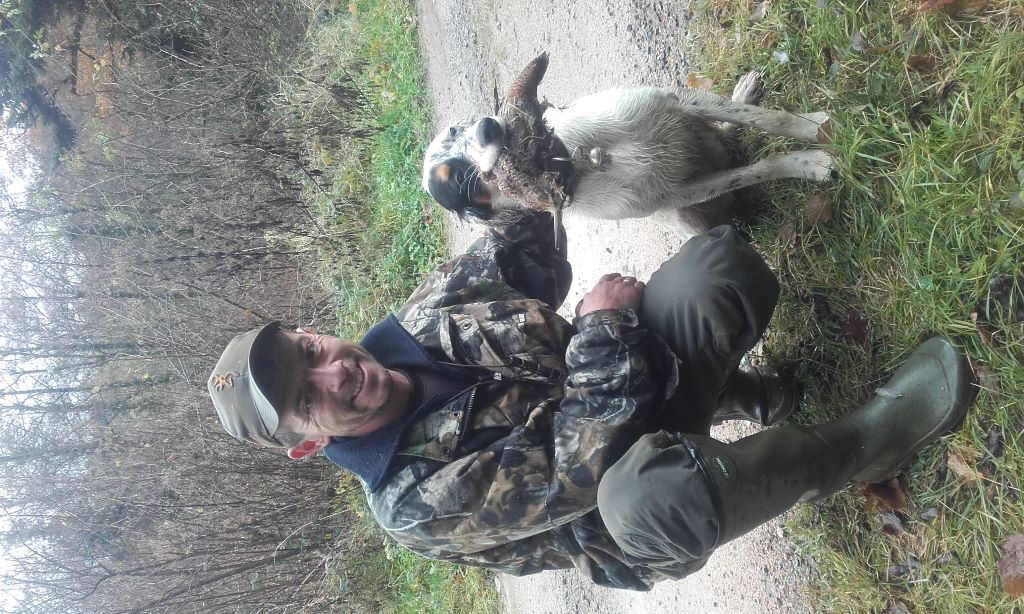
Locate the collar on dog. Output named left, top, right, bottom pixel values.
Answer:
left=545, top=134, right=580, bottom=202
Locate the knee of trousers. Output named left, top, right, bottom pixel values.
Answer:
left=597, top=431, right=723, bottom=567
left=671, top=225, right=778, bottom=296
left=642, top=225, right=780, bottom=349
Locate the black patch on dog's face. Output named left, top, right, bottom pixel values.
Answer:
left=426, top=156, right=479, bottom=214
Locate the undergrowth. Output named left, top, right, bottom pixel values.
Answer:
left=689, top=0, right=1024, bottom=611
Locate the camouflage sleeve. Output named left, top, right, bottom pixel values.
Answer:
left=371, top=307, right=658, bottom=558
left=399, top=211, right=572, bottom=314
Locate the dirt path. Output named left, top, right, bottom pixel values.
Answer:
left=414, top=1, right=814, bottom=611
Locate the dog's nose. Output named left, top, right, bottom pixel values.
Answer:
left=475, top=117, right=504, bottom=147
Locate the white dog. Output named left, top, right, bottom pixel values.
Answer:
left=422, top=72, right=835, bottom=238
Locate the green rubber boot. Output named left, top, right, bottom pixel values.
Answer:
left=691, top=337, right=976, bottom=547
left=713, top=363, right=799, bottom=426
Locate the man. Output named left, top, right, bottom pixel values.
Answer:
left=209, top=212, right=975, bottom=590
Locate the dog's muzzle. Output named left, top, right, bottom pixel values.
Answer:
left=426, top=157, right=492, bottom=214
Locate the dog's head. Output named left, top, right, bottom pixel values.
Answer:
left=422, top=117, right=522, bottom=224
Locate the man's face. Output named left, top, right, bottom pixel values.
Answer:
left=266, top=330, right=411, bottom=441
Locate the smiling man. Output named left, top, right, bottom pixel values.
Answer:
left=210, top=210, right=974, bottom=591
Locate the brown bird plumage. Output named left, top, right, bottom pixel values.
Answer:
left=482, top=52, right=569, bottom=214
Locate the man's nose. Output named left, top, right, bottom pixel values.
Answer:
left=306, top=360, right=348, bottom=393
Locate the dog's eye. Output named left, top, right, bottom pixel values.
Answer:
left=448, top=126, right=458, bottom=137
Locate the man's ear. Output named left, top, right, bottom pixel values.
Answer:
left=287, top=437, right=330, bottom=460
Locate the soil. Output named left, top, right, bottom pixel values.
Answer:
left=413, top=1, right=815, bottom=611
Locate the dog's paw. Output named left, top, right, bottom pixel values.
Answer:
left=732, top=71, right=765, bottom=105
left=772, top=150, right=837, bottom=182
left=800, top=150, right=837, bottom=182
left=796, top=112, right=832, bottom=144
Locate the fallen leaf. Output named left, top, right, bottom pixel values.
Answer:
left=751, top=0, right=771, bottom=22
left=779, top=222, right=798, bottom=250
left=861, top=478, right=911, bottom=513
left=936, top=79, right=959, bottom=103
left=888, top=557, right=922, bottom=577
left=998, top=534, right=1024, bottom=596
left=907, top=53, right=939, bottom=73
left=972, top=310, right=996, bottom=348
left=919, top=0, right=988, bottom=15
left=934, top=552, right=954, bottom=566
left=865, top=42, right=902, bottom=56
left=978, top=275, right=1024, bottom=326
left=686, top=73, right=715, bottom=91
left=884, top=602, right=912, bottom=614
left=804, top=191, right=833, bottom=224
left=851, top=29, right=868, bottom=53
left=921, top=507, right=939, bottom=521
left=1010, top=189, right=1024, bottom=211
left=773, top=50, right=790, bottom=64
left=973, top=361, right=999, bottom=392
left=840, top=307, right=870, bottom=348
left=826, top=60, right=839, bottom=80
left=919, top=0, right=969, bottom=14
left=881, top=511, right=904, bottom=536
left=947, top=447, right=984, bottom=484
left=979, top=462, right=995, bottom=479
left=934, top=450, right=949, bottom=483
left=982, top=425, right=1004, bottom=461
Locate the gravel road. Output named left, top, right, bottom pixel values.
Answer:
left=413, top=1, right=815, bottom=611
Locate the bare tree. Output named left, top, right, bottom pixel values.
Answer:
left=1, top=1, right=383, bottom=611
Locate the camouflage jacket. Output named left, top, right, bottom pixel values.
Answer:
left=330, top=212, right=687, bottom=590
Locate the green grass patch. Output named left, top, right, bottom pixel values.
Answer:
left=329, top=475, right=501, bottom=614
left=689, top=1, right=1024, bottom=612
left=285, top=0, right=447, bottom=340
left=280, top=2, right=498, bottom=611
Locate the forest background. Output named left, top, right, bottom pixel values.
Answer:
left=0, top=0, right=482, bottom=612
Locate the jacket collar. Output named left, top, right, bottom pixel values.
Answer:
left=322, top=315, right=474, bottom=491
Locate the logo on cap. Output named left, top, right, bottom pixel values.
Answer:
left=210, top=371, right=240, bottom=391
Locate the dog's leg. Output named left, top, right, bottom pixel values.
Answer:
left=649, top=150, right=835, bottom=238
left=717, top=71, right=767, bottom=153
left=665, top=150, right=836, bottom=211
left=675, top=88, right=830, bottom=144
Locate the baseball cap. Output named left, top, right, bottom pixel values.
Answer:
left=208, top=321, right=288, bottom=447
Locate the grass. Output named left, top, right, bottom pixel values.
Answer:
left=286, top=0, right=448, bottom=340
left=281, top=1, right=498, bottom=612
left=279, top=0, right=1022, bottom=610
left=328, top=475, right=500, bottom=614
left=688, top=0, right=1024, bottom=611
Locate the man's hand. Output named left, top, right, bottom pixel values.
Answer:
left=576, top=273, right=645, bottom=317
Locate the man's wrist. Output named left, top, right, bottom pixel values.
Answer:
left=574, top=307, right=640, bottom=329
